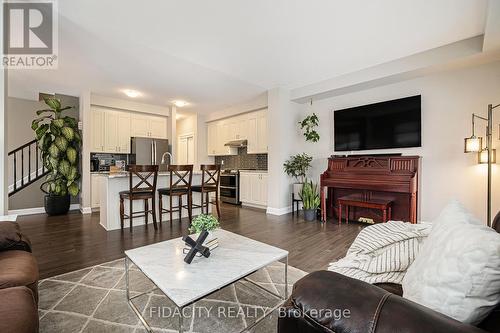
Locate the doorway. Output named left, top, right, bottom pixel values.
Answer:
left=177, top=133, right=195, bottom=165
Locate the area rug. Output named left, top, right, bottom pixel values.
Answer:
left=38, top=258, right=307, bottom=333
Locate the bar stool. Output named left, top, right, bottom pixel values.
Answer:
left=158, top=165, right=193, bottom=225
left=119, top=165, right=159, bottom=231
left=191, top=165, right=221, bottom=218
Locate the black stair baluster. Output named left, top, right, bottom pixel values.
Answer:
left=36, top=142, right=39, bottom=178
left=13, top=152, right=17, bottom=192
left=21, top=148, right=24, bottom=187
left=28, top=145, right=31, bottom=182
left=9, top=139, right=49, bottom=196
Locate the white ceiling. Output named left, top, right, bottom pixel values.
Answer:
left=8, top=0, right=489, bottom=114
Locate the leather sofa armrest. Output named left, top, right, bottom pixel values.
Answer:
left=278, top=271, right=486, bottom=333
left=0, top=222, right=32, bottom=252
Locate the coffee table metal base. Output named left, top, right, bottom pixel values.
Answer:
left=125, top=256, right=289, bottom=333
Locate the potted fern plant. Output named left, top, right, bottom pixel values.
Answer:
left=283, top=153, right=313, bottom=197
left=32, top=97, right=81, bottom=215
left=188, top=214, right=220, bottom=234
left=299, top=179, right=320, bottom=221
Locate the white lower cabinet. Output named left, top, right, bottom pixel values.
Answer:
left=91, top=174, right=101, bottom=208
left=239, top=172, right=267, bottom=207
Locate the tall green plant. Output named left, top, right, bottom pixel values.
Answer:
left=283, top=153, right=313, bottom=183
left=299, top=179, right=320, bottom=210
left=32, top=97, right=81, bottom=196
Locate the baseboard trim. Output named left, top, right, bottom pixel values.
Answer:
left=80, top=206, right=92, bottom=214
left=241, top=202, right=267, bottom=210
left=9, top=204, right=81, bottom=216
left=266, top=206, right=292, bottom=216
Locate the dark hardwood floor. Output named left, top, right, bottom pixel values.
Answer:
left=16, top=204, right=364, bottom=279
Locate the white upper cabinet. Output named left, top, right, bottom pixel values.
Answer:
left=130, top=114, right=167, bottom=139
left=130, top=114, right=150, bottom=138
left=206, top=110, right=267, bottom=156
left=206, top=120, right=237, bottom=156
left=237, top=116, right=248, bottom=140
left=104, top=111, right=120, bottom=152
left=117, top=112, right=131, bottom=153
left=247, top=110, right=267, bottom=154
left=91, top=108, right=166, bottom=153
left=207, top=122, right=218, bottom=156
left=91, top=108, right=105, bottom=152
left=104, top=110, right=131, bottom=153
left=149, top=115, right=168, bottom=139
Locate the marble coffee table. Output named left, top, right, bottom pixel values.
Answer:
left=124, top=229, right=289, bottom=333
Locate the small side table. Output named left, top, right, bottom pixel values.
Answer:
left=291, top=193, right=302, bottom=215
left=337, top=194, right=393, bottom=224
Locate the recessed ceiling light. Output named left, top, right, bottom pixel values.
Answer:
left=172, top=100, right=189, bottom=108
left=123, top=89, right=141, bottom=98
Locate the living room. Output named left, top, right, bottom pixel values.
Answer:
left=1, top=1, right=500, bottom=333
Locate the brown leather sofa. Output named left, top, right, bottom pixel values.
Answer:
left=278, top=213, right=500, bottom=333
left=0, top=221, right=39, bottom=333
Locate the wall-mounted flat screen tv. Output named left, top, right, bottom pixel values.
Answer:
left=334, top=95, right=421, bottom=151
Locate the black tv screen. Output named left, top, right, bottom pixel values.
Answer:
left=334, top=95, right=421, bottom=151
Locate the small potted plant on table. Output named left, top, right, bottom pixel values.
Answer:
left=299, top=180, right=320, bottom=221
left=189, top=214, right=220, bottom=245
left=283, top=153, right=313, bottom=198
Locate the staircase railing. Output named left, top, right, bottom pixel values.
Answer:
left=8, top=139, right=48, bottom=196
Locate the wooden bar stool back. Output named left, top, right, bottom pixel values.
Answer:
left=158, top=165, right=193, bottom=225
left=191, top=164, right=221, bottom=218
left=119, top=164, right=159, bottom=231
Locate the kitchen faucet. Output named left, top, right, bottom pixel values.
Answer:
left=161, top=152, right=173, bottom=165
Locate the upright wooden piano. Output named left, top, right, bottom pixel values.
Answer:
left=320, top=155, right=420, bottom=223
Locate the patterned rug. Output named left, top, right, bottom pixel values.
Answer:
left=38, top=258, right=307, bottom=333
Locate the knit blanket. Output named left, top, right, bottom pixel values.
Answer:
left=328, top=221, right=431, bottom=284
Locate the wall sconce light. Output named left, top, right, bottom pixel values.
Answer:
left=478, top=149, right=497, bottom=164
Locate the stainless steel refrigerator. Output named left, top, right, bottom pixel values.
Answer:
left=129, top=137, right=170, bottom=171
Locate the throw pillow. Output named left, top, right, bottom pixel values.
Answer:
left=402, top=200, right=500, bottom=324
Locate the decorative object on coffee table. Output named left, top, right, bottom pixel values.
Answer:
left=182, top=230, right=211, bottom=264
left=124, top=229, right=289, bottom=333
left=299, top=179, right=320, bottom=221
left=188, top=213, right=219, bottom=234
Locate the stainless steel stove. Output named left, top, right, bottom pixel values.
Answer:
left=220, top=170, right=240, bottom=204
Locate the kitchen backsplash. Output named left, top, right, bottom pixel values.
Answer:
left=214, top=147, right=267, bottom=170
left=91, top=153, right=129, bottom=165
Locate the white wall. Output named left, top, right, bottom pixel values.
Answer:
left=290, top=61, right=500, bottom=223
left=205, top=92, right=268, bottom=122
left=266, top=88, right=303, bottom=214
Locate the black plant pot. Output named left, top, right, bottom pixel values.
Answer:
left=303, top=209, right=317, bottom=221
left=44, top=194, right=70, bottom=216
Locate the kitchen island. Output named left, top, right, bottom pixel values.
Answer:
left=98, top=172, right=210, bottom=231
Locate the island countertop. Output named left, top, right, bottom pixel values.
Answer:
left=99, top=172, right=210, bottom=231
